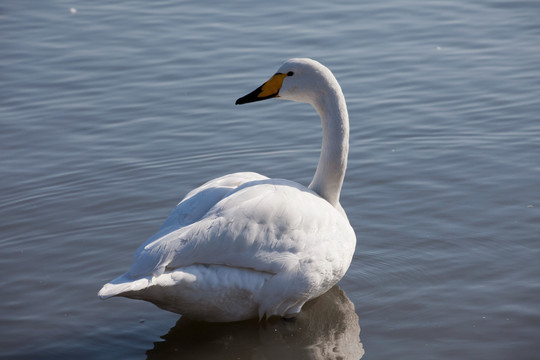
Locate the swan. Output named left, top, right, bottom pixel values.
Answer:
left=98, top=58, right=356, bottom=322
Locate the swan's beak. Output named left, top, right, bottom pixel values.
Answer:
left=235, top=73, right=287, bottom=105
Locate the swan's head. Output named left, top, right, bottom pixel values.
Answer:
left=235, top=58, right=337, bottom=106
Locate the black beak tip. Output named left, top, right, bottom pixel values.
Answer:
left=235, top=85, right=266, bottom=105
left=236, top=92, right=256, bottom=105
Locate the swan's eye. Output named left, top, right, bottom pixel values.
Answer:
left=287, top=71, right=294, bottom=76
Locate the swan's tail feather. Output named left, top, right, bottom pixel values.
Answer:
left=98, top=273, right=150, bottom=300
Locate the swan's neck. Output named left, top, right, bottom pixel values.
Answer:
left=308, top=86, right=349, bottom=208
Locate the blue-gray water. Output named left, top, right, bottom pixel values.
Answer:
left=1, top=1, right=539, bottom=359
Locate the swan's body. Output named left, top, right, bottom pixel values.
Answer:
left=98, top=58, right=356, bottom=322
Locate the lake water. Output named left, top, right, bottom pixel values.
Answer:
left=1, top=0, right=539, bottom=358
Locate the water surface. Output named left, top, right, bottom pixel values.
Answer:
left=1, top=1, right=539, bottom=359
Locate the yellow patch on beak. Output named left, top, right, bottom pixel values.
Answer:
left=236, top=72, right=288, bottom=105
left=258, top=73, right=287, bottom=98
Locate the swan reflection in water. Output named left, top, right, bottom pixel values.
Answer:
left=147, top=286, right=364, bottom=360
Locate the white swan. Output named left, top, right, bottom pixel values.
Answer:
left=98, top=58, right=356, bottom=322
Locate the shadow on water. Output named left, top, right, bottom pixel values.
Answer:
left=146, top=286, right=364, bottom=360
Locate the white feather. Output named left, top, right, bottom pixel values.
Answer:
left=98, top=58, right=357, bottom=322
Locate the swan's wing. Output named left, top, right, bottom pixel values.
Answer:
left=128, top=178, right=355, bottom=285
left=132, top=172, right=268, bottom=259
